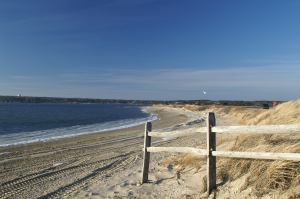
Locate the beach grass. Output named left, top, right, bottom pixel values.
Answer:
left=157, top=100, right=300, bottom=198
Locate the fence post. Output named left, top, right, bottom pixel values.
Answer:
left=142, top=122, right=152, bottom=183
left=207, top=112, right=216, bottom=195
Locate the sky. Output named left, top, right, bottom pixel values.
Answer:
left=1, top=0, right=300, bottom=101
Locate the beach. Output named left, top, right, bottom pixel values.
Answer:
left=0, top=106, right=239, bottom=199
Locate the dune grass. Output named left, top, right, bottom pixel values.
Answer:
left=160, top=100, right=300, bottom=198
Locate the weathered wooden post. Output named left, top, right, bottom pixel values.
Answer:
left=207, top=112, right=216, bottom=194
left=142, top=122, right=152, bottom=183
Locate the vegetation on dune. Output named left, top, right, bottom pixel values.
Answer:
left=160, top=100, right=300, bottom=198
left=238, top=100, right=300, bottom=125
left=219, top=100, right=300, bottom=197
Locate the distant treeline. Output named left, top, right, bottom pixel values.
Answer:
left=0, top=96, right=284, bottom=106
left=0, top=96, right=163, bottom=104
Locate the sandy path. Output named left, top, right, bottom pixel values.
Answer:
left=68, top=110, right=240, bottom=199
left=0, top=106, right=239, bottom=199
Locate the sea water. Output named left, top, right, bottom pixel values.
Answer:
left=0, top=103, right=157, bottom=147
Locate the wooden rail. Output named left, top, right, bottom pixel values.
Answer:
left=212, top=125, right=300, bottom=134
left=147, top=147, right=206, bottom=155
left=148, top=125, right=300, bottom=136
left=212, top=151, right=300, bottom=161
left=141, top=112, right=300, bottom=195
left=148, top=127, right=207, bottom=137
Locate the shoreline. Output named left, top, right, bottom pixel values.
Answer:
left=0, top=105, right=154, bottom=149
left=0, top=106, right=214, bottom=198
left=0, top=106, right=200, bottom=160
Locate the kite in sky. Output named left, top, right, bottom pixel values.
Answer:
left=203, top=91, right=207, bottom=94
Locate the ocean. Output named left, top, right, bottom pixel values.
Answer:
left=0, top=103, right=157, bottom=148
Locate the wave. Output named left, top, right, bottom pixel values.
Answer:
left=0, top=113, right=157, bottom=148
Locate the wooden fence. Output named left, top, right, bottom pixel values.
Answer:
left=141, top=112, right=300, bottom=195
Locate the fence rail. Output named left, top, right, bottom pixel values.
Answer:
left=148, top=128, right=206, bottom=137
left=212, top=125, right=300, bottom=134
left=146, top=147, right=206, bottom=155
left=212, top=151, right=300, bottom=161
left=141, top=112, right=300, bottom=195
left=148, top=125, right=300, bottom=137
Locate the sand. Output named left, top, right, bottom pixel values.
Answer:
left=0, top=106, right=239, bottom=199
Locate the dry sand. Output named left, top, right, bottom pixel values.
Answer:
left=0, top=106, right=239, bottom=199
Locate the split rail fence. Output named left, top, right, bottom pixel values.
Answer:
left=141, top=112, right=300, bottom=195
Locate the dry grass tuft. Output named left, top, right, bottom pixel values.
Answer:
left=218, top=133, right=300, bottom=196
left=216, top=134, right=238, bottom=147
left=215, top=106, right=249, bottom=117
left=161, top=153, right=206, bottom=173
left=216, top=100, right=300, bottom=197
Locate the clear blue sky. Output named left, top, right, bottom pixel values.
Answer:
left=1, top=0, right=300, bottom=101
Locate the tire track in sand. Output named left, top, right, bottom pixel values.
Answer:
left=0, top=152, right=137, bottom=199
left=0, top=135, right=143, bottom=184
left=39, top=155, right=137, bottom=199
